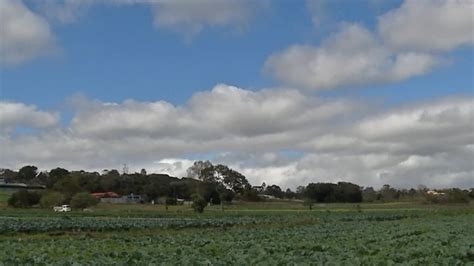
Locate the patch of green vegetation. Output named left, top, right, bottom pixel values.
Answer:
left=0, top=207, right=473, bottom=264
left=0, top=188, right=17, bottom=206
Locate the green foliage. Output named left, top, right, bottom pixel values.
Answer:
left=165, top=197, right=177, bottom=205
left=362, top=187, right=377, bottom=202
left=265, top=184, right=284, bottom=198
left=7, top=190, right=40, bottom=208
left=219, top=189, right=235, bottom=202
left=70, top=192, right=98, bottom=209
left=0, top=209, right=473, bottom=264
left=379, top=184, right=400, bottom=202
left=44, top=168, right=69, bottom=188
left=40, top=191, right=65, bottom=208
left=187, top=161, right=249, bottom=194
left=305, top=182, right=362, bottom=203
left=425, top=189, right=470, bottom=204
left=18, top=165, right=38, bottom=183
left=240, top=187, right=260, bottom=201
left=191, top=194, right=207, bottom=213
left=53, top=177, right=82, bottom=199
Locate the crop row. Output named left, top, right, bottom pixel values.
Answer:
left=0, top=216, right=273, bottom=233
left=0, top=211, right=422, bottom=233
left=0, top=211, right=473, bottom=265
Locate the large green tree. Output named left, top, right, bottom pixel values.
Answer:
left=18, top=165, right=38, bottom=183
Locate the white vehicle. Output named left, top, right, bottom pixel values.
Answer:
left=53, top=205, right=71, bottom=212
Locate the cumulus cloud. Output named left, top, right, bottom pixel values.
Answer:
left=0, top=0, right=55, bottom=65
left=264, top=24, right=439, bottom=91
left=1, top=85, right=472, bottom=189
left=378, top=0, right=474, bottom=52
left=0, top=102, right=59, bottom=133
left=357, top=97, right=474, bottom=143
left=151, top=0, right=268, bottom=37
left=69, top=84, right=359, bottom=141
left=265, top=0, right=474, bottom=91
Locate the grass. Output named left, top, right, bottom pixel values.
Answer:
left=0, top=188, right=16, bottom=207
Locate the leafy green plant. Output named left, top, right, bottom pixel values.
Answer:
left=70, top=192, right=98, bottom=209
left=7, top=190, right=40, bottom=208
left=191, top=194, right=207, bottom=213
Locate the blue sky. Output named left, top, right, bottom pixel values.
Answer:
left=0, top=0, right=473, bottom=189
left=3, top=0, right=470, bottom=108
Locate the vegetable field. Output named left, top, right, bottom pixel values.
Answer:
left=1, top=207, right=473, bottom=264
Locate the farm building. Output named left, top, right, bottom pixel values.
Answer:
left=91, top=192, right=145, bottom=204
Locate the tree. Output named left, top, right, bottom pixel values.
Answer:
left=219, top=189, right=235, bottom=203
left=191, top=194, right=207, bottom=213
left=335, top=182, right=362, bottom=203
left=240, top=187, right=260, bottom=201
left=53, top=176, right=82, bottom=199
left=305, top=183, right=337, bottom=203
left=40, top=191, right=65, bottom=208
left=44, top=168, right=70, bottom=188
left=8, top=190, right=40, bottom=208
left=284, top=188, right=296, bottom=199
left=295, top=186, right=305, bottom=199
left=18, top=165, right=38, bottom=183
left=265, top=184, right=284, bottom=198
left=70, top=192, right=98, bottom=209
left=99, top=174, right=121, bottom=193
left=186, top=161, right=249, bottom=194
left=379, top=184, right=399, bottom=202
left=187, top=160, right=213, bottom=179
left=140, top=168, right=147, bottom=176
left=362, top=187, right=377, bottom=202
left=214, top=164, right=249, bottom=193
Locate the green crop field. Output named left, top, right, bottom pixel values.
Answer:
left=0, top=203, right=473, bottom=264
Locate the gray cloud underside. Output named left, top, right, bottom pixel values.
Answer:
left=1, top=85, right=473, bottom=189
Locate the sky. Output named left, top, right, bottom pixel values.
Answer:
left=0, top=0, right=473, bottom=190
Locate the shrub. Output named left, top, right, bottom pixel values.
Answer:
left=70, top=192, right=98, bottom=209
left=165, top=197, right=177, bottom=205
left=219, top=189, right=235, bottom=203
left=40, top=191, right=65, bottom=208
left=425, top=189, right=470, bottom=204
left=191, top=194, right=207, bottom=213
left=8, top=190, right=41, bottom=208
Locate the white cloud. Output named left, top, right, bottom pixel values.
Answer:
left=264, top=24, right=439, bottom=91
left=69, top=84, right=359, bottom=141
left=0, top=0, right=55, bottom=65
left=378, top=0, right=474, bottom=52
left=0, top=102, right=59, bottom=133
left=151, top=0, right=268, bottom=37
left=0, top=85, right=472, bottom=189
left=357, top=97, right=474, bottom=146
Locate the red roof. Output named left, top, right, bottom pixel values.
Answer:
left=91, top=192, right=120, bottom=198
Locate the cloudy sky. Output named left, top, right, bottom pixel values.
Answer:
left=1, top=0, right=473, bottom=189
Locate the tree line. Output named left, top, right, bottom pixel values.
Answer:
left=2, top=162, right=473, bottom=211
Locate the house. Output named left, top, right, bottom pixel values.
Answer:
left=91, top=192, right=120, bottom=199
left=259, top=194, right=276, bottom=200
left=92, top=192, right=145, bottom=204
left=426, top=190, right=445, bottom=196
left=125, top=193, right=144, bottom=203
left=91, top=192, right=122, bottom=204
